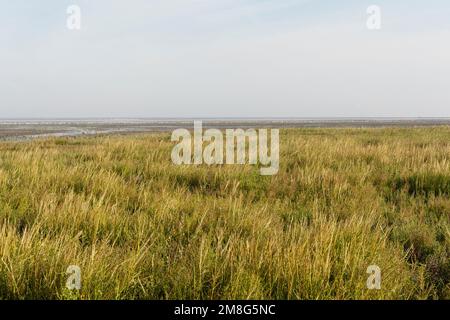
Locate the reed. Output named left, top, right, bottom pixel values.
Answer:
left=0, top=127, right=448, bottom=299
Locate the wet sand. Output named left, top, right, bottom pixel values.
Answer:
left=1, top=118, right=449, bottom=141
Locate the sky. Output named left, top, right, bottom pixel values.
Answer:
left=1, top=0, right=450, bottom=118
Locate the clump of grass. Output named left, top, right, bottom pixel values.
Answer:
left=389, top=173, right=450, bottom=197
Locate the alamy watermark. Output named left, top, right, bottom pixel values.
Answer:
left=64, top=5, right=382, bottom=32
left=366, top=5, right=381, bottom=30
left=66, top=265, right=81, bottom=290
left=171, top=121, right=279, bottom=175
left=67, top=5, right=81, bottom=30
left=366, top=265, right=381, bottom=290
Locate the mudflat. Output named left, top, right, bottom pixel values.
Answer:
left=1, top=118, right=449, bottom=140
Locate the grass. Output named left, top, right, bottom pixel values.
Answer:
left=0, top=126, right=449, bottom=300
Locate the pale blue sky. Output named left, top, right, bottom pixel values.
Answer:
left=1, top=0, right=449, bottom=118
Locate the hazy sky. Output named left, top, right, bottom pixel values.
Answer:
left=1, top=0, right=450, bottom=118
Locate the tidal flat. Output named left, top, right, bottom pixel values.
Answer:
left=1, top=118, right=450, bottom=140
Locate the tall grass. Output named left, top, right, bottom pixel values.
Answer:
left=0, top=127, right=449, bottom=299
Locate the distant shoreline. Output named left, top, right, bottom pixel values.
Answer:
left=1, top=117, right=450, bottom=122
left=1, top=118, right=450, bottom=141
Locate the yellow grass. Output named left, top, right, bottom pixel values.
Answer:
left=0, top=127, right=449, bottom=299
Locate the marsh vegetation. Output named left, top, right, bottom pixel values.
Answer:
left=0, top=127, right=448, bottom=299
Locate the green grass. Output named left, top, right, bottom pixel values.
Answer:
left=0, top=127, right=449, bottom=299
